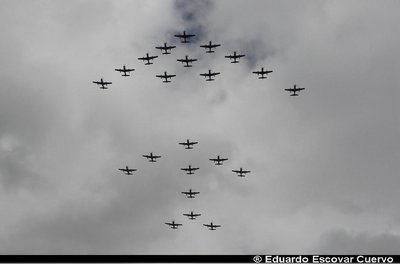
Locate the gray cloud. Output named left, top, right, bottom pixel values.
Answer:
left=0, top=0, right=399, bottom=254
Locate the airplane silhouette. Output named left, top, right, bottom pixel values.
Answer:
left=200, top=69, right=220, bottom=81
left=200, top=41, right=221, bottom=53
left=179, top=139, right=198, bottom=149
left=174, top=31, right=195, bottom=43
left=285, top=84, right=305, bottom=96
left=209, top=155, right=228, bottom=165
left=232, top=167, right=251, bottom=177
left=155, top=42, right=176, bottom=54
left=93, top=78, right=112, bottom=89
left=156, top=71, right=176, bottom=83
left=181, top=165, right=199, bottom=175
left=115, top=65, right=135, bottom=77
left=203, top=222, right=221, bottom=230
left=142, top=152, right=161, bottom=162
left=118, top=166, right=137, bottom=175
left=138, top=53, right=158, bottom=65
left=165, top=221, right=182, bottom=229
left=252, top=67, right=273, bottom=79
left=182, top=189, right=199, bottom=198
left=183, top=211, right=201, bottom=220
left=225, top=51, right=245, bottom=63
left=177, top=55, right=197, bottom=67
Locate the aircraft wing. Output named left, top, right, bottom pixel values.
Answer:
left=93, top=81, right=101, bottom=84
left=297, top=88, right=305, bottom=91
left=225, top=55, right=234, bottom=59
left=103, top=81, right=112, bottom=85
left=237, top=54, right=245, bottom=58
left=253, top=71, right=261, bottom=74
left=199, top=73, right=209, bottom=77
left=166, top=74, right=176, bottom=78
left=138, top=57, right=146, bottom=61
left=284, top=88, right=294, bottom=92
left=115, top=69, right=123, bottom=72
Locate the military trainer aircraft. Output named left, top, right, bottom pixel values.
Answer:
left=209, top=155, right=228, bottom=165
left=177, top=55, right=197, bottom=67
left=138, top=53, right=158, bottom=65
left=285, top=84, right=305, bottom=96
left=179, top=139, right=198, bottom=149
left=182, top=189, right=200, bottom=198
left=156, top=71, right=176, bottom=83
left=183, top=211, right=201, bottom=220
left=155, top=42, right=176, bottom=54
left=93, top=78, right=112, bottom=89
left=203, top=222, right=221, bottom=230
left=225, top=51, right=245, bottom=63
left=174, top=31, right=195, bottom=43
left=252, top=67, right=273, bottom=79
left=165, top=221, right=182, bottom=229
left=200, top=41, right=221, bottom=53
left=115, top=65, right=135, bottom=77
left=200, top=69, right=220, bottom=81
left=118, top=166, right=137, bottom=175
left=181, top=165, right=199, bottom=175
left=232, top=167, right=251, bottom=177
left=143, top=152, right=161, bottom=162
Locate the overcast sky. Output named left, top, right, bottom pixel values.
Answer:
left=0, top=0, right=399, bottom=254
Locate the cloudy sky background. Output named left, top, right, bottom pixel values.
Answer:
left=0, top=0, right=399, bottom=254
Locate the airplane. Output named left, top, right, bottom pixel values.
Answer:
left=177, top=55, right=197, bottom=67
left=203, top=222, right=221, bottom=230
left=183, top=211, right=201, bottom=220
left=200, top=41, right=221, bottom=53
left=181, top=189, right=199, bottom=198
left=285, top=84, right=305, bottom=96
left=225, top=51, right=245, bottom=63
left=232, top=167, right=251, bottom=177
left=174, top=30, right=196, bottom=43
left=138, top=53, right=158, bottom=65
left=209, top=155, right=228, bottom=165
left=118, top=166, right=137, bottom=175
left=181, top=165, right=199, bottom=175
left=156, top=71, right=176, bottom=83
left=115, top=65, right=135, bottom=77
left=200, top=69, right=220, bottom=81
left=179, top=139, right=198, bottom=149
left=252, top=67, right=273, bottom=79
left=155, top=42, right=176, bottom=54
left=93, top=78, right=112, bottom=89
left=165, top=221, right=182, bottom=229
left=142, top=152, right=161, bottom=162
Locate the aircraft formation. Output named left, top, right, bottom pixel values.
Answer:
left=118, top=139, right=251, bottom=231
left=98, top=29, right=306, bottom=232
left=92, top=30, right=305, bottom=96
